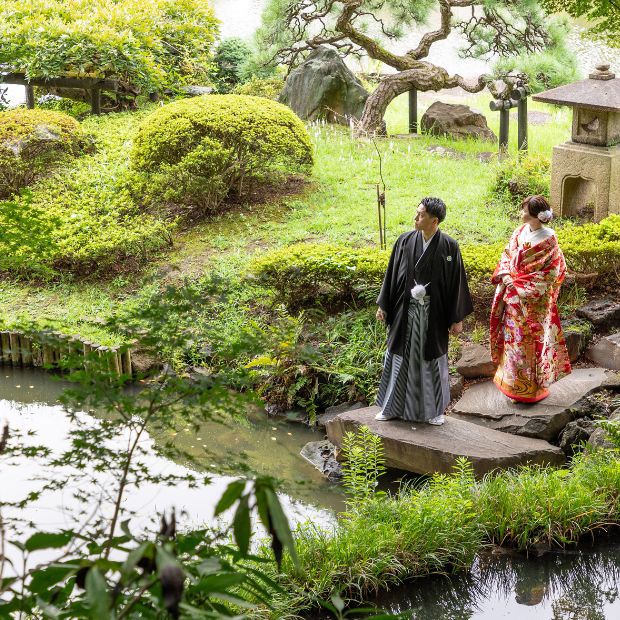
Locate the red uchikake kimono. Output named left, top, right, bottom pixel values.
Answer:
left=490, top=224, right=571, bottom=403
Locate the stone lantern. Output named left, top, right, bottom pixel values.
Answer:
left=532, top=64, right=620, bottom=221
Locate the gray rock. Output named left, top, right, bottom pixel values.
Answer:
left=425, top=145, right=467, bottom=159
left=300, top=440, right=342, bottom=481
left=451, top=368, right=614, bottom=441
left=450, top=374, right=465, bottom=400
left=326, top=406, right=564, bottom=477
left=180, top=85, right=214, bottom=97
left=586, top=333, right=620, bottom=370
left=456, top=343, right=497, bottom=379
left=576, top=299, right=620, bottom=327
left=316, top=401, right=365, bottom=428
left=559, top=419, right=597, bottom=456
left=562, top=320, right=592, bottom=362
left=421, top=102, right=497, bottom=142
left=280, top=46, right=369, bottom=124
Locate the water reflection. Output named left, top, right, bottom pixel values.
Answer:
left=0, top=367, right=343, bottom=534
left=376, top=544, right=620, bottom=619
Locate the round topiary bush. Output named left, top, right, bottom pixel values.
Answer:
left=131, top=94, right=314, bottom=211
left=0, top=108, right=88, bottom=198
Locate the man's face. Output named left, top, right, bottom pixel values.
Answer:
left=414, top=204, right=437, bottom=233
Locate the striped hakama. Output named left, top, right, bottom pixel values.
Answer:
left=376, top=296, right=450, bottom=422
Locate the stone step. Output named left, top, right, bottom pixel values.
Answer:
left=451, top=368, right=619, bottom=441
left=326, top=406, right=564, bottom=477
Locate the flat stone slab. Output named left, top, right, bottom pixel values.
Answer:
left=587, top=333, right=620, bottom=371
left=326, top=407, right=564, bottom=477
left=451, top=368, right=613, bottom=441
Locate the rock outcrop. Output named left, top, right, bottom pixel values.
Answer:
left=279, top=46, right=368, bottom=124
left=421, top=102, right=497, bottom=142
left=455, top=343, right=497, bottom=379
left=587, top=333, right=620, bottom=370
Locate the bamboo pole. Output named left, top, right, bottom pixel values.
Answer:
left=0, top=332, right=10, bottom=365
left=19, top=334, right=33, bottom=367
left=9, top=332, right=21, bottom=366
left=110, top=347, right=121, bottom=376
left=121, top=347, right=132, bottom=377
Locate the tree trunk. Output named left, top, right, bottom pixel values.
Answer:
left=356, top=64, right=488, bottom=137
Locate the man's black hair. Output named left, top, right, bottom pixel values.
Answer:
left=420, top=197, right=446, bottom=223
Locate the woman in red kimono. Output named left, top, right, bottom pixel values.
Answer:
left=490, top=195, right=571, bottom=403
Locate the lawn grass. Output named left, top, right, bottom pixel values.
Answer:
left=0, top=92, right=572, bottom=344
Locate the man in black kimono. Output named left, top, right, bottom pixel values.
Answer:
left=375, top=197, right=473, bottom=424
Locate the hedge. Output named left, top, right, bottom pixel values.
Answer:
left=251, top=215, right=620, bottom=308
left=131, top=95, right=314, bottom=211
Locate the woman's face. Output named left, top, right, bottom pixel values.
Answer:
left=520, top=204, right=537, bottom=225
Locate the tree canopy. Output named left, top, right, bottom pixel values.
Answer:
left=0, top=0, right=220, bottom=94
left=541, top=0, right=620, bottom=47
left=255, top=0, right=576, bottom=134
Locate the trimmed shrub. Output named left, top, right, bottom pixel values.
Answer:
left=213, top=38, right=253, bottom=93
left=131, top=95, right=314, bottom=211
left=250, top=243, right=390, bottom=309
left=252, top=217, right=620, bottom=310
left=492, top=153, right=551, bottom=205
left=232, top=75, right=285, bottom=100
left=0, top=108, right=89, bottom=198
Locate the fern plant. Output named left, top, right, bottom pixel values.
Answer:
left=341, top=425, right=386, bottom=505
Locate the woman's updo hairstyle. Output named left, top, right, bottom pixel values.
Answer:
left=522, top=195, right=553, bottom=223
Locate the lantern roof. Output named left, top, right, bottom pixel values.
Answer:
left=532, top=65, right=620, bottom=113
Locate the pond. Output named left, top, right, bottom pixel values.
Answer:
left=2, top=368, right=620, bottom=619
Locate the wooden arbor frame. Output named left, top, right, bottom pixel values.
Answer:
left=0, top=73, right=121, bottom=114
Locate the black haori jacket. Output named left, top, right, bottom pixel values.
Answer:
left=376, top=229, right=473, bottom=361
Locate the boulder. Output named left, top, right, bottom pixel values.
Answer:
left=576, top=299, right=620, bottom=327
left=558, top=419, right=598, bottom=456
left=300, top=440, right=342, bottom=481
left=451, top=368, right=614, bottom=441
left=279, top=46, right=369, bottom=124
left=421, top=102, right=497, bottom=142
left=562, top=320, right=592, bottom=363
left=586, top=333, right=620, bottom=370
left=326, top=406, right=564, bottom=477
left=456, top=343, right=497, bottom=379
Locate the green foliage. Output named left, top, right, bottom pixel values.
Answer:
left=250, top=243, right=390, bottom=309
left=493, top=17, right=579, bottom=92
left=0, top=108, right=88, bottom=197
left=558, top=215, right=620, bottom=276
left=492, top=152, right=551, bottom=204
left=600, top=418, right=620, bottom=449
left=132, top=95, right=314, bottom=212
left=541, top=0, right=620, bottom=48
left=0, top=0, right=218, bottom=96
left=0, top=109, right=173, bottom=277
left=213, top=38, right=253, bottom=93
left=341, top=425, right=386, bottom=503
left=232, top=75, right=285, bottom=100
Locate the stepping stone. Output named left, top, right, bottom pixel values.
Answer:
left=451, top=368, right=616, bottom=441
left=576, top=299, right=620, bottom=327
left=326, top=406, right=564, bottom=477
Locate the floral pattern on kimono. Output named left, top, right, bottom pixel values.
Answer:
left=489, top=224, right=571, bottom=402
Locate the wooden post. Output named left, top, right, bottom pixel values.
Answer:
left=42, top=343, right=54, bottom=367
left=499, top=108, right=509, bottom=151
left=0, top=332, right=10, bottom=364
left=408, top=88, right=418, bottom=134
left=110, top=347, right=121, bottom=376
left=91, top=87, right=101, bottom=115
left=19, top=334, right=33, bottom=367
left=121, top=348, right=132, bottom=377
left=25, top=86, right=35, bottom=109
left=517, top=89, right=528, bottom=152
left=9, top=332, right=21, bottom=366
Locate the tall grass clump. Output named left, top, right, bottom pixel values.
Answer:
left=273, top=459, right=483, bottom=614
